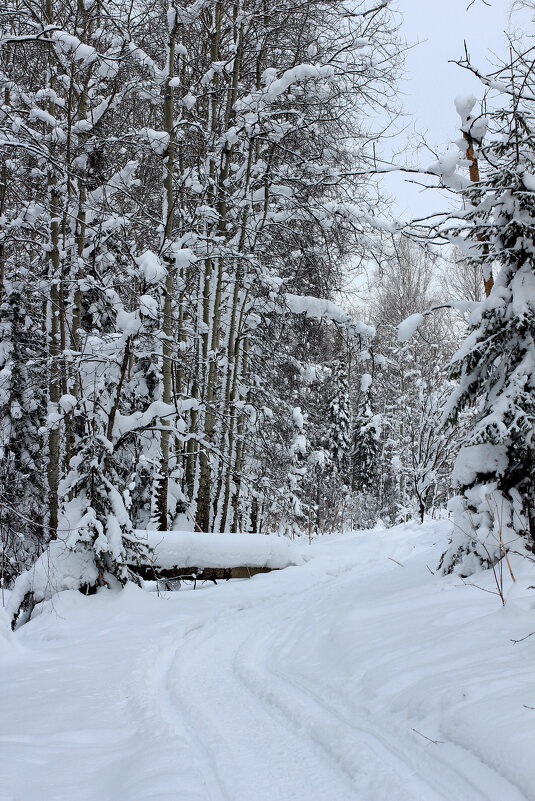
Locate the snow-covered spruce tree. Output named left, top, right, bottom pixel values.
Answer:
left=351, top=373, right=382, bottom=527
left=327, top=356, right=352, bottom=478
left=0, top=273, right=47, bottom=584
left=440, top=77, right=535, bottom=574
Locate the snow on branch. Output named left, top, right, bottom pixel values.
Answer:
left=88, top=161, right=139, bottom=204
left=454, top=94, right=488, bottom=143
left=397, top=301, right=479, bottom=342
left=284, top=293, right=375, bottom=338
left=261, top=64, right=336, bottom=101
left=236, top=63, right=336, bottom=115
left=397, top=313, right=426, bottom=343
left=112, top=399, right=200, bottom=440
left=285, top=293, right=352, bottom=324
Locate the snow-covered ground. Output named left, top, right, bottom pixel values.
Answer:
left=1, top=520, right=534, bottom=801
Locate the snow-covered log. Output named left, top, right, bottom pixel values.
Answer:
left=131, top=530, right=305, bottom=575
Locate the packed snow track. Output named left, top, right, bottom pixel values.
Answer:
left=1, top=521, right=534, bottom=801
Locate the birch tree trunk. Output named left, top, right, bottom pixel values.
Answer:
left=155, top=8, right=177, bottom=531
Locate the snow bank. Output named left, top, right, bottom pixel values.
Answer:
left=135, top=530, right=305, bottom=570
left=0, top=602, right=25, bottom=655
left=0, top=604, right=14, bottom=642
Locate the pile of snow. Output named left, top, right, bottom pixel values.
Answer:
left=136, top=530, right=305, bottom=570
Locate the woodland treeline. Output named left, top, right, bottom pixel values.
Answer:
left=1, top=0, right=534, bottom=604
left=0, top=0, right=410, bottom=582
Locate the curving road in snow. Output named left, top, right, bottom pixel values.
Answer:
left=1, top=521, right=534, bottom=801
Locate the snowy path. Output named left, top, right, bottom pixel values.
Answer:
left=1, top=521, right=534, bottom=801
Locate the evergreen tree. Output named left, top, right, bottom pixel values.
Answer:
left=441, top=75, right=535, bottom=574
left=352, top=377, right=381, bottom=495
left=327, top=357, right=352, bottom=478
left=0, top=274, right=47, bottom=583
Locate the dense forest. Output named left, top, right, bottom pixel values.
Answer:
left=1, top=0, right=534, bottom=620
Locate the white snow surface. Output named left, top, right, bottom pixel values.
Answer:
left=1, top=520, right=534, bottom=801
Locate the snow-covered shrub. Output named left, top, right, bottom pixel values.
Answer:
left=6, top=539, right=99, bottom=628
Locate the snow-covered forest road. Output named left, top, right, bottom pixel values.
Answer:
left=1, top=522, right=534, bottom=801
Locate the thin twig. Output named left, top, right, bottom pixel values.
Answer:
left=412, top=728, right=444, bottom=745
left=511, top=631, right=535, bottom=645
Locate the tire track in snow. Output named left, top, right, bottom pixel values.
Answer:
left=155, top=581, right=429, bottom=800
left=254, top=568, right=529, bottom=801
left=126, top=629, right=229, bottom=801
left=229, top=599, right=454, bottom=801
left=161, top=604, right=363, bottom=799
left=155, top=564, right=528, bottom=801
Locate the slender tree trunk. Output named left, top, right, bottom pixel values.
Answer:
left=195, top=4, right=222, bottom=532
left=155, top=14, right=177, bottom=530
left=463, top=130, right=494, bottom=297
left=47, top=181, right=62, bottom=538
left=45, top=0, right=61, bottom=537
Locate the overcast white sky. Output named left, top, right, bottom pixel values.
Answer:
left=384, top=0, right=518, bottom=220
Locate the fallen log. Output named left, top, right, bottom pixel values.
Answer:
left=129, top=563, right=274, bottom=584
left=126, top=530, right=304, bottom=589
